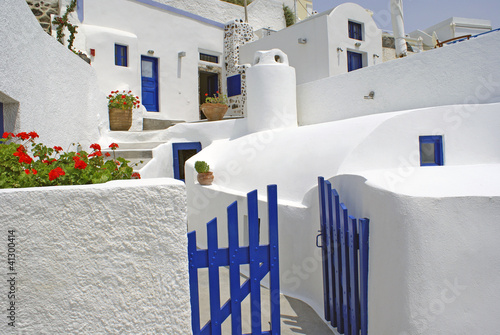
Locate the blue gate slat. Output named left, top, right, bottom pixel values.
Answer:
left=189, top=186, right=280, bottom=335
left=268, top=185, right=280, bottom=335
left=191, top=246, right=270, bottom=268
left=188, top=231, right=201, bottom=335
left=317, top=177, right=331, bottom=321
left=340, top=203, right=351, bottom=335
left=207, top=218, right=222, bottom=335
left=359, top=218, right=369, bottom=335
left=325, top=181, right=337, bottom=327
left=248, top=189, right=262, bottom=334
left=228, top=201, right=243, bottom=335
left=332, top=189, right=344, bottom=333
left=348, top=216, right=360, bottom=335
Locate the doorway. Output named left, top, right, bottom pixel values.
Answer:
left=141, top=55, right=159, bottom=112
left=199, top=71, right=219, bottom=119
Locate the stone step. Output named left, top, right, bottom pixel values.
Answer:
left=142, top=118, right=185, bottom=130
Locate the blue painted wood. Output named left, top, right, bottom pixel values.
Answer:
left=268, top=185, right=280, bottom=335
left=317, top=177, right=331, bottom=321
left=189, top=187, right=280, bottom=334
left=348, top=216, right=360, bottom=335
left=248, top=190, right=262, bottom=334
left=332, top=189, right=344, bottom=333
left=359, top=218, right=370, bottom=335
left=188, top=231, right=201, bottom=334
left=172, top=142, right=202, bottom=181
left=141, top=55, right=159, bottom=112
left=115, top=44, right=127, bottom=66
left=228, top=201, right=242, bottom=335
left=325, top=181, right=336, bottom=327
left=207, top=218, right=222, bottom=335
left=76, top=0, right=84, bottom=22
left=340, top=203, right=351, bottom=335
left=227, top=74, right=242, bottom=97
left=347, top=51, right=363, bottom=72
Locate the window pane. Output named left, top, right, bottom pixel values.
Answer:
left=420, top=143, right=435, bottom=164
left=200, top=53, right=219, bottom=63
left=142, top=60, right=153, bottom=77
left=115, top=44, right=127, bottom=67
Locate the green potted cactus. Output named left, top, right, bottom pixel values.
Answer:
left=195, top=161, right=214, bottom=185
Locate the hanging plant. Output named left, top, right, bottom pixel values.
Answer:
left=52, top=0, right=78, bottom=51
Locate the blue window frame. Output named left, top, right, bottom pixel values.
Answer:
left=115, top=44, right=128, bottom=67
left=227, top=74, right=241, bottom=97
left=173, top=142, right=202, bottom=181
left=419, top=136, right=444, bottom=166
left=200, top=53, right=219, bottom=63
left=348, top=21, right=363, bottom=40
left=347, top=51, right=363, bottom=72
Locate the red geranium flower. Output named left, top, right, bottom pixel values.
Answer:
left=109, top=143, right=119, bottom=149
left=131, top=172, right=141, bottom=179
left=74, top=159, right=87, bottom=169
left=16, top=145, right=25, bottom=152
left=28, top=131, right=39, bottom=139
left=53, top=146, right=63, bottom=152
left=105, top=152, right=111, bottom=157
left=16, top=132, right=30, bottom=140
left=121, top=95, right=126, bottom=99
left=90, top=143, right=101, bottom=151
left=49, top=167, right=65, bottom=181
left=24, top=169, right=30, bottom=175
left=32, top=169, right=38, bottom=175
left=88, top=151, right=102, bottom=157
left=2, top=132, right=14, bottom=139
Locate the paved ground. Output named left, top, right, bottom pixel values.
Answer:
left=198, top=267, right=334, bottom=334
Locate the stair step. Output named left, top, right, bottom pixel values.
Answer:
left=143, top=118, right=185, bottom=130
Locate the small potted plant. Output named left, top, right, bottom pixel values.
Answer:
left=195, top=161, right=214, bottom=185
left=200, top=91, right=228, bottom=121
left=107, top=90, right=141, bottom=131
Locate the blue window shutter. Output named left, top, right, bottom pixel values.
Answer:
left=347, top=51, right=363, bottom=72
left=77, top=0, right=84, bottom=22
left=227, top=74, right=241, bottom=97
left=419, top=136, right=444, bottom=166
left=115, top=44, right=128, bottom=67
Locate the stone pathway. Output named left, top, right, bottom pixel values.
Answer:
left=197, top=267, right=334, bottom=334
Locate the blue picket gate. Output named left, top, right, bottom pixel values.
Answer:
left=188, top=185, right=280, bottom=335
left=317, top=177, right=369, bottom=335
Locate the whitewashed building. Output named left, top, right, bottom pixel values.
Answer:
left=240, top=3, right=383, bottom=85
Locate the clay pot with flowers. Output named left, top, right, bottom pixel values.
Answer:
left=200, top=91, right=228, bottom=121
left=195, top=160, right=214, bottom=185
left=107, top=90, right=141, bottom=131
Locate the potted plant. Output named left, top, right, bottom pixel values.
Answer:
left=107, top=90, right=141, bottom=131
left=200, top=91, right=228, bottom=121
left=195, top=161, right=214, bottom=185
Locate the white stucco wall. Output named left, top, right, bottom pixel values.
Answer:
left=73, top=0, right=224, bottom=122
left=297, top=30, right=500, bottom=126
left=185, top=102, right=500, bottom=333
left=240, top=3, right=382, bottom=85
left=0, top=0, right=103, bottom=148
left=157, top=0, right=286, bottom=32
left=0, top=178, right=190, bottom=334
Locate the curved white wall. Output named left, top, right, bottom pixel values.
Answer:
left=297, top=31, right=500, bottom=126
left=0, top=178, right=190, bottom=333
left=0, top=0, right=103, bottom=148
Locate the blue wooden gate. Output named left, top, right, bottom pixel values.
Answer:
left=317, top=177, right=369, bottom=335
left=188, top=185, right=280, bottom=335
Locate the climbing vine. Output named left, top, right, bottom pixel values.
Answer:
left=52, top=0, right=78, bottom=50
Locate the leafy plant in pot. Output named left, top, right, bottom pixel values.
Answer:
left=200, top=91, right=228, bottom=121
left=107, top=90, right=141, bottom=131
left=195, top=161, right=214, bottom=185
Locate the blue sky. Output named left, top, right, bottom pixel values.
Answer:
left=313, top=0, right=500, bottom=33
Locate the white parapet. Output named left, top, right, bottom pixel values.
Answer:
left=246, top=49, right=298, bottom=133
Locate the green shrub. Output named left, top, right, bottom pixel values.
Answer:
left=194, top=161, right=210, bottom=173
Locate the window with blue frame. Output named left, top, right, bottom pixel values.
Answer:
left=200, top=53, right=219, bottom=64
left=173, top=142, right=202, bottom=181
left=115, top=44, right=128, bottom=67
left=227, top=74, right=241, bottom=97
left=348, top=21, right=363, bottom=40
left=419, top=135, right=444, bottom=166
left=347, top=51, right=363, bottom=72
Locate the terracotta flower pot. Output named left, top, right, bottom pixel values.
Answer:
left=197, top=172, right=214, bottom=185
left=200, top=103, right=228, bottom=121
left=109, top=108, right=132, bottom=131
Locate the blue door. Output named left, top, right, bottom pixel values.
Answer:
left=0, top=103, right=4, bottom=135
left=347, top=51, right=363, bottom=72
left=141, top=56, right=159, bottom=112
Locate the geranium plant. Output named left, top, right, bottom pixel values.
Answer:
left=204, top=91, right=228, bottom=105
left=0, top=132, right=140, bottom=189
left=107, top=90, right=141, bottom=110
